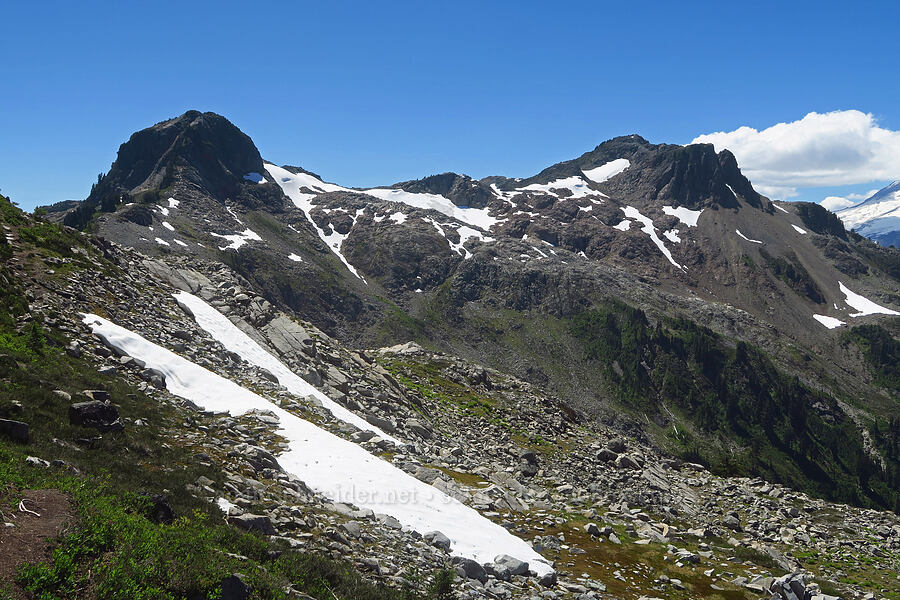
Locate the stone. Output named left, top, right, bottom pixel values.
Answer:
left=450, top=556, right=487, bottom=583
left=584, top=522, right=601, bottom=536
left=614, top=454, right=641, bottom=470
left=230, top=513, right=276, bottom=535
left=69, top=400, right=123, bottom=432
left=220, top=574, right=251, bottom=600
left=0, top=418, right=29, bottom=443
left=722, top=515, right=742, bottom=531
left=423, top=530, right=451, bottom=551
left=494, top=554, right=529, bottom=576
left=538, top=570, right=558, bottom=588
left=606, top=438, right=626, bottom=453
left=596, top=448, right=618, bottom=462
left=405, top=418, right=432, bottom=439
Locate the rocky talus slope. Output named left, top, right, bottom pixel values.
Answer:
left=2, top=203, right=897, bottom=599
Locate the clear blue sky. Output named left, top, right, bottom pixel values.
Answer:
left=2, top=0, right=898, bottom=210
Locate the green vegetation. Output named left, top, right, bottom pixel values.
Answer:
left=381, top=359, right=510, bottom=430
left=569, top=299, right=900, bottom=512
left=758, top=248, right=825, bottom=303
left=0, top=196, right=454, bottom=599
left=843, top=323, right=900, bottom=393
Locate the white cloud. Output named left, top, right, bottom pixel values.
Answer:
left=819, top=188, right=881, bottom=212
left=692, top=110, right=900, bottom=199
left=821, top=196, right=858, bottom=211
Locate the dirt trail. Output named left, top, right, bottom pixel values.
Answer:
left=0, top=489, right=74, bottom=596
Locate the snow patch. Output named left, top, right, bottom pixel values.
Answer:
left=162, top=221, right=175, bottom=232
left=622, top=206, right=682, bottom=269
left=265, top=164, right=365, bottom=281
left=389, top=212, right=407, bottom=224
left=613, top=219, right=631, bottom=232
left=662, top=206, right=703, bottom=227
left=582, top=158, right=630, bottom=183
left=210, top=228, right=262, bottom=251
left=838, top=282, right=900, bottom=317
left=173, top=239, right=188, bottom=247
left=174, top=292, right=397, bottom=442
left=287, top=253, right=303, bottom=262
left=167, top=197, right=180, bottom=208
left=663, top=229, right=681, bottom=243
left=735, top=229, right=763, bottom=244
left=362, top=188, right=498, bottom=230
left=774, top=204, right=790, bottom=213
left=517, top=176, right=603, bottom=200
left=154, top=237, right=170, bottom=246
left=813, top=314, right=846, bottom=329
left=791, top=224, right=808, bottom=234
left=80, top=313, right=552, bottom=575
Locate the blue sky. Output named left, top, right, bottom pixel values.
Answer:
left=1, top=0, right=898, bottom=210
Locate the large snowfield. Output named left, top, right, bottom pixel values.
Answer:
left=81, top=311, right=553, bottom=575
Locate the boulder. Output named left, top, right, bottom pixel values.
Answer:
left=450, top=556, right=487, bottom=583
left=220, top=574, right=251, bottom=600
left=0, top=418, right=29, bottom=443
left=405, top=418, right=432, bottom=439
left=494, top=554, right=529, bottom=576
left=614, top=454, right=641, bottom=470
left=69, top=400, right=123, bottom=432
left=139, top=493, right=175, bottom=524
left=423, top=530, right=451, bottom=551
left=230, top=513, right=276, bottom=535
left=596, top=448, right=618, bottom=462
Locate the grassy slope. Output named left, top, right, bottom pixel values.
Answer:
left=0, top=194, right=455, bottom=600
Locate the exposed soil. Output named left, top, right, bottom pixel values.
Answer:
left=0, top=488, right=75, bottom=598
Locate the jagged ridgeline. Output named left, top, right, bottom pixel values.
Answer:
left=41, top=110, right=900, bottom=515
left=10, top=111, right=900, bottom=598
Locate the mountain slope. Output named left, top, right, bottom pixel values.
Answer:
left=48, top=111, right=900, bottom=516
left=837, top=180, right=900, bottom=248
left=5, top=177, right=900, bottom=600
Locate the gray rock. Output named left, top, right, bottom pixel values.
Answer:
left=450, top=556, right=487, bottom=583
left=596, top=448, right=618, bottom=462
left=230, top=513, right=276, bottom=535
left=0, top=418, right=29, bottom=443
left=614, top=454, right=641, bottom=470
left=494, top=554, right=529, bottom=576
left=220, top=574, right=250, bottom=600
left=405, top=418, right=432, bottom=439
left=423, top=530, right=451, bottom=550
left=69, top=400, right=123, bottom=432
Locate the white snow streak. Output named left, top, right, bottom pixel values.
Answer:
left=288, top=253, right=303, bottom=262
left=581, top=159, right=630, bottom=183
left=813, top=314, right=846, bottom=329
left=210, top=228, right=262, bottom=251
left=791, top=224, right=808, bottom=235
left=265, top=164, right=365, bottom=281
left=80, top=313, right=552, bottom=575
left=162, top=221, right=175, bottom=231
left=174, top=292, right=398, bottom=443
left=154, top=237, right=170, bottom=246
left=735, top=229, right=763, bottom=244
left=362, top=188, right=498, bottom=230
left=516, top=176, right=603, bottom=200
left=662, top=206, right=704, bottom=227
left=838, top=282, right=900, bottom=317
left=613, top=219, right=631, bottom=231
left=622, top=206, right=682, bottom=269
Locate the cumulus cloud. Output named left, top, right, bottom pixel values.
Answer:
left=820, top=189, right=882, bottom=211
left=692, top=110, right=900, bottom=200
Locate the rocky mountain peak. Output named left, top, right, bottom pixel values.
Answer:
left=64, top=110, right=266, bottom=227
